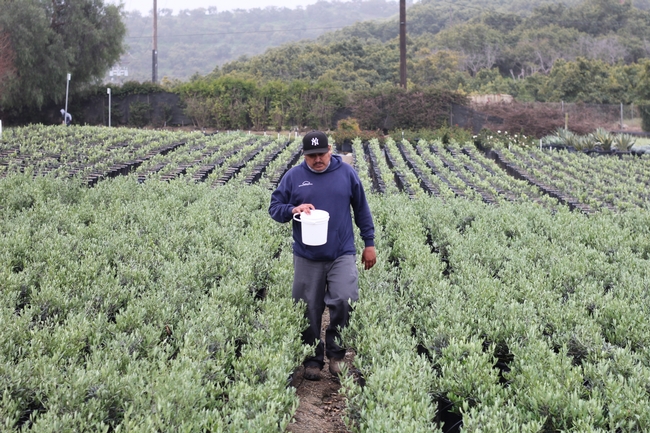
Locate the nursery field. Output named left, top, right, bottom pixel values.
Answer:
left=1, top=125, right=650, bottom=432
left=1, top=125, right=649, bottom=213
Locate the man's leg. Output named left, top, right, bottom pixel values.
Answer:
left=292, top=255, right=328, bottom=370
left=324, top=254, right=358, bottom=364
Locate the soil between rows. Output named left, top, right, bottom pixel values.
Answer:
left=286, top=308, right=352, bottom=433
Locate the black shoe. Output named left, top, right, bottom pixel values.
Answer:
left=304, top=365, right=321, bottom=381
left=329, top=358, right=345, bottom=376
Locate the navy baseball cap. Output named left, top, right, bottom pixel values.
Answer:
left=302, top=131, right=329, bottom=155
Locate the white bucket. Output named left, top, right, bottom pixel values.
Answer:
left=293, top=209, right=330, bottom=246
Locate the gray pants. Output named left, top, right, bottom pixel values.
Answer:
left=292, top=254, right=359, bottom=368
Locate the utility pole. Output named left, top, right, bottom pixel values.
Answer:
left=107, top=88, right=112, bottom=127
left=65, top=73, right=71, bottom=114
left=152, top=0, right=158, bottom=83
left=399, top=0, right=406, bottom=88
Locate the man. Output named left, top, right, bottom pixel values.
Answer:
left=269, top=130, right=376, bottom=381
left=60, top=109, right=72, bottom=126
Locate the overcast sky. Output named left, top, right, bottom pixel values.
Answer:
left=114, top=0, right=320, bottom=15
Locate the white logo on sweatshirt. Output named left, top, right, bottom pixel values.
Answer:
left=299, top=181, right=313, bottom=187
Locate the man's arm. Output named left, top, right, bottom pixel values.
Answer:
left=269, top=186, right=295, bottom=223
left=350, top=172, right=375, bottom=248
left=270, top=171, right=310, bottom=223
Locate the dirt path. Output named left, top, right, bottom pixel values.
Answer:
left=286, top=309, right=353, bottom=433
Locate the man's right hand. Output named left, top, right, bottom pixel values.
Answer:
left=292, top=204, right=315, bottom=214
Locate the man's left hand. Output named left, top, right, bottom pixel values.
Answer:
left=362, top=246, right=376, bottom=270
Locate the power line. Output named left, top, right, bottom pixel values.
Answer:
left=125, top=26, right=346, bottom=39
left=123, top=1, right=502, bottom=41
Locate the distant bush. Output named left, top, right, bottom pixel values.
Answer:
left=350, top=87, right=466, bottom=131
left=478, top=102, right=612, bottom=138
left=128, top=101, right=152, bottom=127
left=85, top=81, right=166, bottom=97
left=397, top=126, right=474, bottom=144
left=331, top=118, right=383, bottom=144
left=638, top=102, right=650, bottom=132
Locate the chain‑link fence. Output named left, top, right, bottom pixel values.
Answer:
left=535, top=102, right=640, bottom=131
left=451, top=102, right=646, bottom=137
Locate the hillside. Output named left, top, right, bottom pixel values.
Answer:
left=214, top=0, right=650, bottom=103
left=116, top=0, right=405, bottom=82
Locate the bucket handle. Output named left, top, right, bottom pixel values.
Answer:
left=293, top=210, right=324, bottom=222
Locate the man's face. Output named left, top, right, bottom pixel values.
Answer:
left=304, top=146, right=332, bottom=172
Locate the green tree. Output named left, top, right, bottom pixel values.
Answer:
left=433, top=23, right=504, bottom=75
left=570, top=0, right=632, bottom=36
left=285, top=80, right=313, bottom=128
left=0, top=26, right=16, bottom=97
left=604, top=62, right=642, bottom=103
left=0, top=0, right=125, bottom=115
left=410, top=48, right=465, bottom=87
left=210, top=74, right=257, bottom=129
left=260, top=80, right=289, bottom=131
left=467, top=68, right=520, bottom=95
left=616, top=12, right=650, bottom=62
left=306, top=79, right=347, bottom=129
left=506, top=25, right=582, bottom=75
left=635, top=59, right=650, bottom=100
left=539, top=57, right=611, bottom=102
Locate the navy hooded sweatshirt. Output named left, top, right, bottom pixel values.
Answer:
left=269, top=154, right=375, bottom=261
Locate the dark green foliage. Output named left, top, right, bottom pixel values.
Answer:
left=331, top=118, right=384, bottom=143
left=82, top=81, right=166, bottom=99
left=398, top=126, right=473, bottom=144
left=638, top=102, right=650, bottom=131
left=0, top=0, right=125, bottom=114
left=176, top=74, right=349, bottom=130
left=350, top=86, right=467, bottom=131
left=118, top=81, right=166, bottom=95
left=174, top=76, right=465, bottom=131
left=207, top=0, right=650, bottom=104
left=159, top=103, right=174, bottom=127
left=128, top=101, right=151, bottom=127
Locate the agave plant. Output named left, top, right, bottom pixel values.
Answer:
left=577, top=134, right=595, bottom=150
left=563, top=130, right=587, bottom=150
left=550, top=128, right=584, bottom=149
left=541, top=129, right=565, bottom=146
left=591, top=127, right=615, bottom=151
left=613, top=133, right=636, bottom=151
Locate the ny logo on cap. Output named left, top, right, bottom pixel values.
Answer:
left=311, top=138, right=319, bottom=146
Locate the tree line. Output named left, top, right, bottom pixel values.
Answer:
left=215, top=0, right=650, bottom=104
left=175, top=75, right=465, bottom=132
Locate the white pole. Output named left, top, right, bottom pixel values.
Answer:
left=107, top=88, right=112, bottom=127
left=620, top=103, right=623, bottom=130
left=65, top=73, right=71, bottom=116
